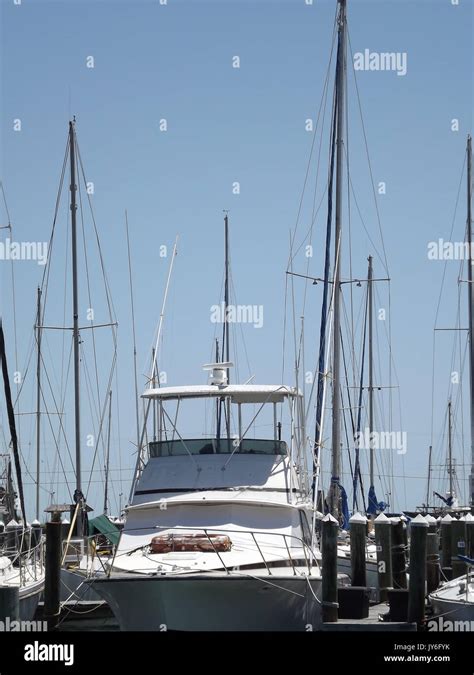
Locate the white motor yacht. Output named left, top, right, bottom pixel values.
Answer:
left=90, top=367, right=323, bottom=631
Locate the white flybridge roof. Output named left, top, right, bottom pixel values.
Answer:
left=142, top=384, right=301, bottom=404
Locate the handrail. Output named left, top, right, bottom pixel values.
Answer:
left=282, top=535, right=297, bottom=576
left=296, top=533, right=312, bottom=574
left=84, top=523, right=320, bottom=579
left=250, top=531, right=272, bottom=575
left=203, top=529, right=230, bottom=574
left=0, top=537, right=45, bottom=588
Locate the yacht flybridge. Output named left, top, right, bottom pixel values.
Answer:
left=90, top=364, right=324, bottom=631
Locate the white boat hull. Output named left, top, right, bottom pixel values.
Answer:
left=429, top=574, right=474, bottom=622
left=0, top=557, right=45, bottom=622
left=430, top=595, right=474, bottom=622
left=91, top=572, right=322, bottom=631
left=60, top=567, right=102, bottom=603
left=19, top=577, right=44, bottom=621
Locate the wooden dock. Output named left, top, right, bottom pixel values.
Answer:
left=322, top=603, right=417, bottom=631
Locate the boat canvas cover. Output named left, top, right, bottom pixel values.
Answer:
left=88, top=514, right=120, bottom=545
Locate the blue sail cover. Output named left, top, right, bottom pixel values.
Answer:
left=434, top=491, right=454, bottom=507
left=340, top=483, right=350, bottom=530
left=367, top=485, right=387, bottom=515
left=322, top=483, right=350, bottom=530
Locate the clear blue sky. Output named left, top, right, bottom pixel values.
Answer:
left=0, top=0, right=473, bottom=518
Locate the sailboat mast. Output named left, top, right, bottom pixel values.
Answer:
left=69, top=121, right=82, bottom=502
left=35, top=286, right=42, bottom=521
left=467, top=134, right=474, bottom=506
left=0, top=322, right=27, bottom=524
left=426, top=444, right=432, bottom=511
left=152, top=347, right=157, bottom=441
left=103, top=389, right=112, bottom=516
left=223, top=213, right=231, bottom=440
left=448, top=400, right=453, bottom=499
left=125, top=211, right=141, bottom=456
left=368, top=255, right=374, bottom=489
left=215, top=338, right=221, bottom=442
left=329, top=0, right=346, bottom=518
left=224, top=214, right=230, bottom=369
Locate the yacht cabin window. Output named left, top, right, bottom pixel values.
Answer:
left=149, top=438, right=288, bottom=457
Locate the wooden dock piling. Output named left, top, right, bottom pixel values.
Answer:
left=391, top=517, right=407, bottom=589
left=374, top=512, right=392, bottom=601
left=322, top=513, right=339, bottom=623
left=465, top=512, right=474, bottom=559
left=44, top=510, right=62, bottom=630
left=451, top=516, right=467, bottom=579
left=407, top=514, right=428, bottom=626
left=349, top=512, right=367, bottom=587
left=440, top=513, right=452, bottom=579
left=425, top=514, right=440, bottom=593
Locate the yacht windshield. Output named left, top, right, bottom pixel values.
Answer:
left=149, top=438, right=288, bottom=457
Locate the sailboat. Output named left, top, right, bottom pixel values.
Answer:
left=90, top=0, right=389, bottom=627
left=335, top=256, right=382, bottom=591
left=429, top=134, right=474, bottom=620
left=289, top=0, right=385, bottom=591
left=88, top=215, right=324, bottom=631
left=421, top=400, right=471, bottom=516
left=0, top=321, right=45, bottom=620
left=35, top=120, right=120, bottom=610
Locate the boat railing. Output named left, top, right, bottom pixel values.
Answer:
left=460, top=565, right=474, bottom=602
left=85, top=524, right=320, bottom=578
left=0, top=535, right=44, bottom=586
left=62, top=534, right=113, bottom=576
left=20, top=537, right=44, bottom=584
